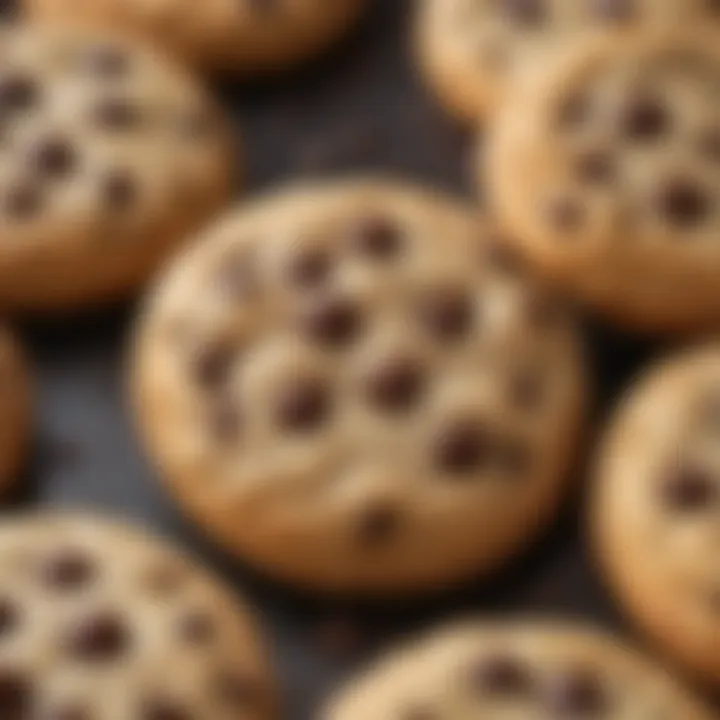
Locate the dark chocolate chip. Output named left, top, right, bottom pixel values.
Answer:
left=433, top=419, right=491, bottom=475
left=0, top=671, right=31, bottom=720
left=471, top=653, right=533, bottom=695
left=142, top=698, right=191, bottom=720
left=179, top=612, right=216, bottom=645
left=622, top=97, right=669, bottom=141
left=65, top=611, right=130, bottom=662
left=215, top=673, right=261, bottom=709
left=208, top=398, right=242, bottom=443
left=510, top=369, right=545, bottom=411
left=418, top=289, right=474, bottom=342
left=501, top=0, right=545, bottom=25
left=698, top=128, right=720, bottom=161
left=191, top=343, right=236, bottom=390
left=286, top=248, right=332, bottom=289
left=80, top=45, right=130, bottom=77
left=276, top=378, right=330, bottom=433
left=484, top=235, right=525, bottom=274
left=300, top=297, right=362, bottom=348
left=543, top=668, right=608, bottom=716
left=662, top=465, right=717, bottom=511
left=102, top=171, right=138, bottom=211
left=656, top=178, right=709, bottom=228
left=42, top=550, right=96, bottom=591
left=575, top=151, right=615, bottom=185
left=93, top=98, right=142, bottom=131
left=357, top=505, right=401, bottom=546
left=4, top=183, right=42, bottom=220
left=349, top=216, right=402, bottom=260
left=557, top=94, right=589, bottom=129
left=364, top=358, right=425, bottom=414
left=0, top=75, right=39, bottom=114
left=0, top=599, right=18, bottom=638
left=593, top=0, right=636, bottom=22
left=30, top=137, right=77, bottom=179
left=546, top=197, right=585, bottom=233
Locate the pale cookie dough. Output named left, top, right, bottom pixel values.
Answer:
left=594, top=344, right=720, bottom=686
left=324, top=621, right=712, bottom=720
left=132, top=179, right=586, bottom=594
left=0, top=24, right=234, bottom=311
left=0, top=513, right=277, bottom=719
left=0, top=326, right=32, bottom=495
left=25, top=0, right=367, bottom=75
left=416, top=0, right=720, bottom=123
left=487, top=31, right=720, bottom=333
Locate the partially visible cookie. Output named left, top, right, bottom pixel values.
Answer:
left=417, top=0, right=720, bottom=122
left=594, top=344, right=720, bottom=686
left=132, top=179, right=586, bottom=594
left=0, top=513, right=276, bottom=719
left=25, top=0, right=367, bottom=75
left=487, top=31, right=720, bottom=333
left=0, top=326, right=32, bottom=494
left=0, top=24, right=233, bottom=311
left=324, top=621, right=712, bottom=719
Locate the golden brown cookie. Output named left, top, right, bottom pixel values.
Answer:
left=0, top=24, right=234, bottom=311
left=0, top=513, right=277, bottom=719
left=486, top=31, right=720, bottom=333
left=25, top=0, right=367, bottom=75
left=417, top=0, right=719, bottom=122
left=132, top=179, right=586, bottom=594
left=594, top=344, right=720, bottom=686
left=324, top=621, right=712, bottom=719
left=0, top=326, right=32, bottom=494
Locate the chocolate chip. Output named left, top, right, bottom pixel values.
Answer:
left=214, top=251, right=259, bottom=300
left=471, top=654, right=533, bottom=695
left=484, top=235, right=525, bottom=274
left=0, top=672, right=31, bottom=720
left=364, top=358, right=425, bottom=414
left=102, top=171, right=138, bottom=211
left=662, top=465, right=717, bottom=511
left=142, top=698, right=191, bottom=720
left=349, top=216, right=402, bottom=260
left=4, top=183, right=42, bottom=220
left=93, top=98, right=142, bottom=131
left=557, top=94, right=589, bottom=129
left=179, top=612, right=216, bottom=645
left=575, top=151, right=615, bottom=185
left=0, top=599, right=18, bottom=638
left=622, top=97, right=669, bottom=141
left=698, top=128, right=720, bottom=161
left=418, top=289, right=474, bottom=342
left=276, top=378, right=330, bottom=433
left=510, top=369, right=545, bottom=410
left=215, top=673, right=261, bottom=709
left=546, top=197, right=585, bottom=233
left=433, top=419, right=491, bottom=475
left=176, top=110, right=214, bottom=140
left=656, top=178, right=709, bottom=228
left=208, top=398, right=242, bottom=443
left=30, top=137, right=77, bottom=179
left=0, top=75, right=39, bottom=114
left=357, top=505, right=401, bottom=546
left=495, top=437, right=531, bottom=476
left=42, top=550, right=96, bottom=590
left=191, top=343, right=236, bottom=390
left=286, top=248, right=332, bottom=289
left=65, top=611, right=130, bottom=662
left=543, top=669, right=608, bottom=716
left=593, top=0, right=636, bottom=21
left=300, top=297, right=362, bottom=348
left=80, top=45, right=129, bottom=77
left=145, top=564, right=187, bottom=596
left=501, top=0, right=545, bottom=25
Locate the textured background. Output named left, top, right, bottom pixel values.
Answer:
left=3, top=0, right=716, bottom=717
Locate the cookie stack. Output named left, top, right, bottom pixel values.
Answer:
left=0, top=0, right=712, bottom=717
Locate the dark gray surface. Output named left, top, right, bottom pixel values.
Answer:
left=3, top=0, right=716, bottom=717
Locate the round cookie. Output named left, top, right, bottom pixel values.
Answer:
left=416, top=0, right=720, bottom=123
left=0, top=326, right=32, bottom=494
left=324, top=621, right=712, bottom=719
left=0, top=25, right=233, bottom=312
left=0, top=513, right=276, bottom=719
left=486, top=31, right=720, bottom=333
left=25, top=0, right=367, bottom=75
left=594, top=344, right=720, bottom=686
left=132, top=179, right=586, bottom=594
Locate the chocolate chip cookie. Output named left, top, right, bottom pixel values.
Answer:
left=487, top=31, right=720, bottom=333
left=417, top=0, right=719, bottom=122
left=0, top=25, right=233, bottom=311
left=324, top=621, right=712, bottom=719
left=0, top=326, right=32, bottom=494
left=0, top=513, right=276, bottom=718
left=132, top=180, right=586, bottom=594
left=594, top=344, right=720, bottom=685
left=25, top=0, right=367, bottom=75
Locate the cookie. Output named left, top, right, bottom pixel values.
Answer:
left=416, top=0, right=719, bottom=122
left=324, top=621, right=712, bottom=719
left=0, top=25, right=233, bottom=311
left=594, top=344, right=720, bottom=686
left=25, top=0, right=367, bottom=75
left=486, top=31, right=720, bottom=333
left=132, top=179, right=586, bottom=594
left=0, top=326, right=33, bottom=494
left=0, top=512, right=276, bottom=718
